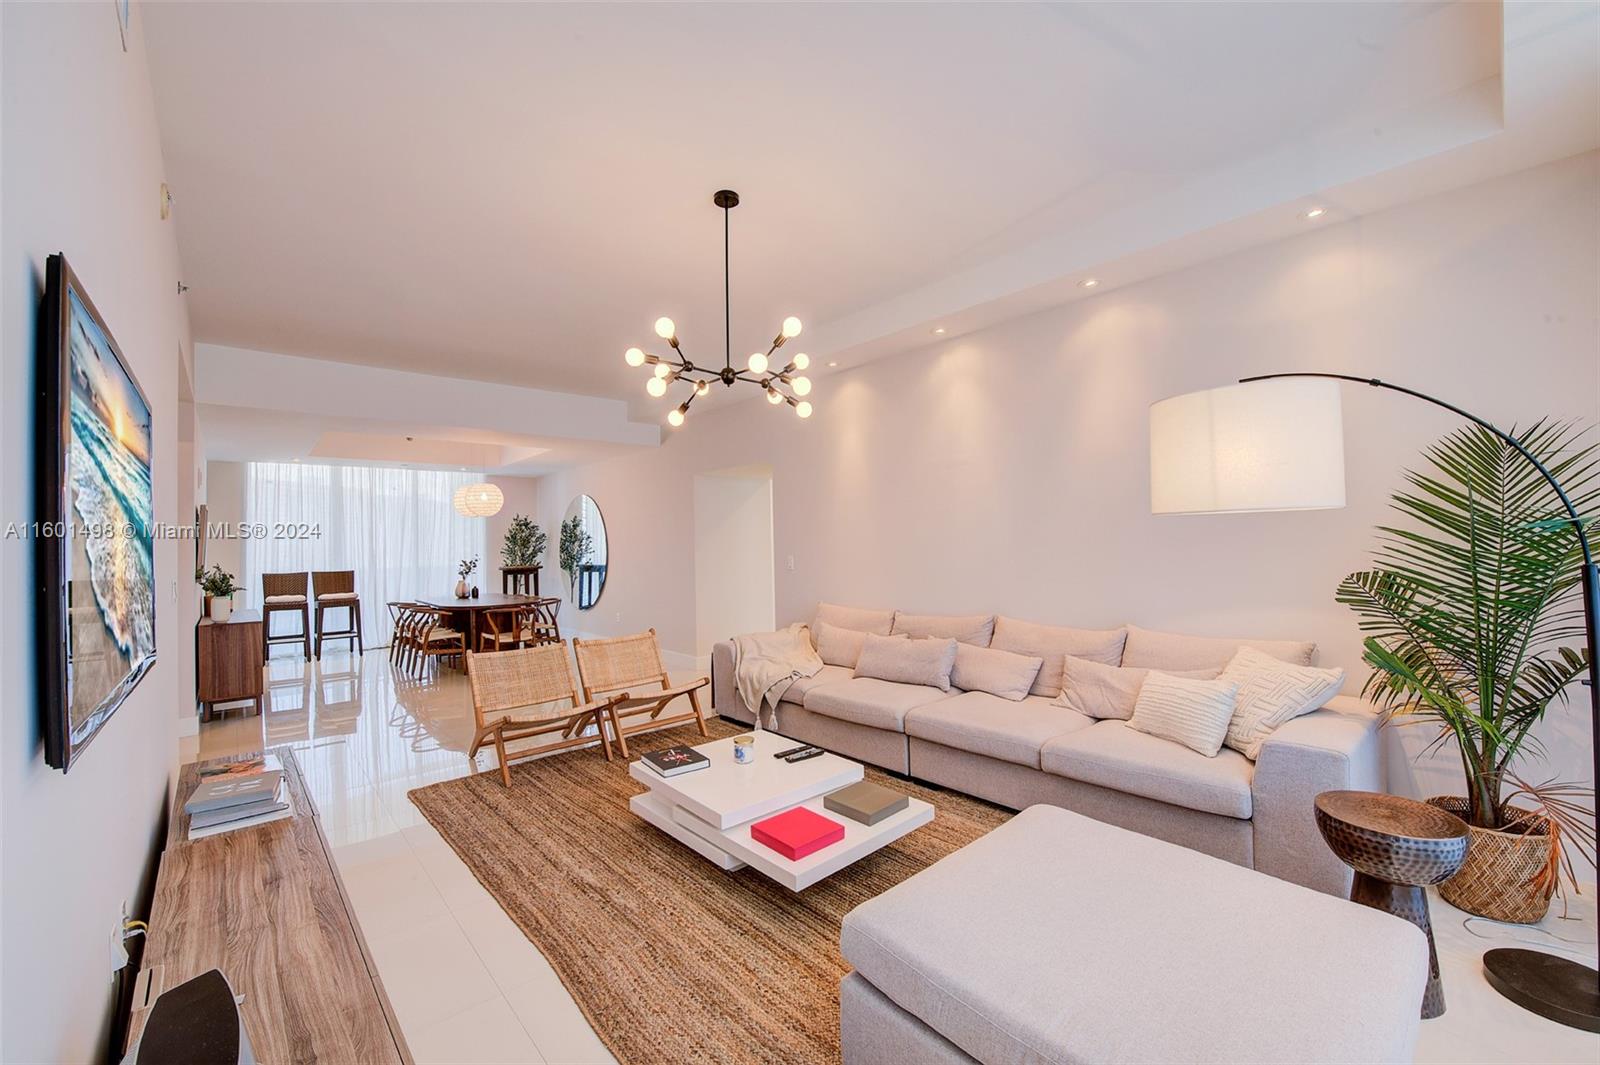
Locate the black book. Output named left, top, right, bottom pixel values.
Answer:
left=640, top=745, right=710, bottom=778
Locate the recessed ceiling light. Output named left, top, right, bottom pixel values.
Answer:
left=1080, top=278, right=1100, bottom=289
left=828, top=361, right=838, bottom=368
left=1304, top=206, right=1326, bottom=219
left=931, top=326, right=947, bottom=335
left=292, top=458, right=300, bottom=463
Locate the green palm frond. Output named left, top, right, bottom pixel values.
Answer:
left=1340, top=419, right=1597, bottom=830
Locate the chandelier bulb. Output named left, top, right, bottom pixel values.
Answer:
left=624, top=347, right=646, bottom=367
left=654, top=316, right=676, bottom=341
left=747, top=352, right=769, bottom=374
left=766, top=387, right=783, bottom=405
left=653, top=362, right=672, bottom=379
left=646, top=376, right=668, bottom=398
left=695, top=380, right=709, bottom=396
left=795, top=400, right=813, bottom=419
left=792, top=376, right=812, bottom=397
left=791, top=352, right=810, bottom=371
left=782, top=316, right=803, bottom=339
left=667, top=406, right=686, bottom=428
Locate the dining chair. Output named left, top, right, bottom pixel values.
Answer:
left=311, top=570, right=363, bottom=657
left=476, top=606, right=525, bottom=653
left=521, top=598, right=562, bottom=646
left=572, top=629, right=709, bottom=760
left=409, top=606, right=465, bottom=676
left=262, top=572, right=312, bottom=660
left=466, top=643, right=624, bottom=786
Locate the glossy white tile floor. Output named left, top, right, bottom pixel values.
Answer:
left=185, top=648, right=1599, bottom=1065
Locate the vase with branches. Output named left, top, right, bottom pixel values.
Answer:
left=560, top=515, right=592, bottom=594
left=1337, top=420, right=1597, bottom=914
left=501, top=514, right=547, bottom=569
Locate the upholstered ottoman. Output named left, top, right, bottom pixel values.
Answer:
left=840, top=805, right=1429, bottom=1064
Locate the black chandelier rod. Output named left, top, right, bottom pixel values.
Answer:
left=723, top=200, right=732, bottom=374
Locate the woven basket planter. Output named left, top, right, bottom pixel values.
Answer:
left=1426, top=796, right=1557, bottom=923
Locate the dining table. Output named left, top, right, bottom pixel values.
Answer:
left=415, top=592, right=537, bottom=653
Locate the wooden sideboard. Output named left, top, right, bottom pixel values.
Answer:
left=125, top=748, right=412, bottom=1063
left=197, top=609, right=264, bottom=719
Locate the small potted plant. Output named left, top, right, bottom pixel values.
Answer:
left=196, top=564, right=238, bottom=622
left=455, top=555, right=478, bottom=599
left=501, top=514, right=547, bottom=570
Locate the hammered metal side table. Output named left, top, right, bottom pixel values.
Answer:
left=1314, top=790, right=1470, bottom=1019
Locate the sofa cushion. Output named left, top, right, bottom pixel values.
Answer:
left=805, top=677, right=953, bottom=732
left=812, top=602, right=895, bottom=641
left=839, top=805, right=1428, bottom=1065
left=854, top=633, right=957, bottom=691
left=890, top=611, right=996, bottom=647
left=814, top=620, right=903, bottom=668
left=1220, top=646, right=1346, bottom=759
left=1055, top=656, right=1221, bottom=720
left=904, top=692, right=1092, bottom=769
left=989, top=616, right=1127, bottom=697
left=1121, top=623, right=1315, bottom=671
left=949, top=644, right=1042, bottom=701
left=1041, top=720, right=1255, bottom=818
left=778, top=663, right=855, bottom=706
left=1126, top=672, right=1240, bottom=757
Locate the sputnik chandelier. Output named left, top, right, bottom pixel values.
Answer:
left=624, top=189, right=813, bottom=428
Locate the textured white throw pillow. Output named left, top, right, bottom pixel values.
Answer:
left=951, top=644, right=1044, bottom=701
left=1055, top=657, right=1222, bottom=721
left=814, top=621, right=903, bottom=668
left=1126, top=672, right=1240, bottom=757
left=854, top=633, right=958, bottom=691
left=1220, top=646, right=1346, bottom=759
left=891, top=611, right=997, bottom=647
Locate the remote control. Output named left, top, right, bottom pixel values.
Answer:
left=773, top=744, right=811, bottom=759
left=784, top=748, right=826, bottom=763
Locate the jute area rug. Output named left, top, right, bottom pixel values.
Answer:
left=408, top=718, right=1011, bottom=1065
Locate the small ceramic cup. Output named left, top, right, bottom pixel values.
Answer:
left=733, top=735, right=756, bottom=765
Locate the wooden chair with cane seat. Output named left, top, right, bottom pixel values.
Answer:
left=262, top=572, right=312, bottom=660
left=408, top=606, right=466, bottom=675
left=572, top=629, right=709, bottom=760
left=476, top=606, right=526, bottom=653
left=521, top=597, right=562, bottom=646
left=466, top=642, right=623, bottom=786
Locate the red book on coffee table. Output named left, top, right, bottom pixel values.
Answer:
left=750, top=807, right=845, bottom=860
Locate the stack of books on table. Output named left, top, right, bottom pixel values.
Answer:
left=639, top=745, right=710, bottom=778
left=185, top=754, right=294, bottom=840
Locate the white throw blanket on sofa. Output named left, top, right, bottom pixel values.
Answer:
left=732, top=624, right=823, bottom=726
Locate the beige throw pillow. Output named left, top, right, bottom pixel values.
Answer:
left=951, top=644, right=1044, bottom=701
left=854, top=633, right=958, bottom=691
left=1121, top=624, right=1315, bottom=671
left=1126, top=672, right=1240, bottom=757
left=891, top=611, right=996, bottom=647
left=1055, top=657, right=1222, bottom=721
left=1220, top=646, right=1346, bottom=759
left=814, top=621, right=904, bottom=668
left=990, top=617, right=1128, bottom=697
left=812, top=602, right=895, bottom=641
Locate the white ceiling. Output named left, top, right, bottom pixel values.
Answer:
left=142, top=2, right=1596, bottom=457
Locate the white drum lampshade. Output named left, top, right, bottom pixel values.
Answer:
left=1149, top=378, right=1346, bottom=514
left=453, top=482, right=504, bottom=518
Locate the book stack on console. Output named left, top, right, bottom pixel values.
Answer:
left=185, top=754, right=293, bottom=840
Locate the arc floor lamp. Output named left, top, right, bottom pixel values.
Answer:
left=1149, top=372, right=1598, bottom=1032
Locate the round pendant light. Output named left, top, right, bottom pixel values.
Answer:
left=453, top=482, right=504, bottom=518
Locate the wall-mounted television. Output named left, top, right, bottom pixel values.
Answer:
left=38, top=253, right=156, bottom=771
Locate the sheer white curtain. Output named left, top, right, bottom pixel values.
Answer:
left=243, top=463, right=486, bottom=646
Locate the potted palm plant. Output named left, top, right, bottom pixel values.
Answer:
left=1338, top=421, right=1597, bottom=921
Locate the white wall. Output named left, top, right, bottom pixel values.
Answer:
left=1, top=4, right=193, bottom=1060
left=484, top=475, right=542, bottom=589
left=694, top=469, right=776, bottom=660
left=537, top=151, right=1599, bottom=823
left=204, top=459, right=247, bottom=588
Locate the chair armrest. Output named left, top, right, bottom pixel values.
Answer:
left=612, top=677, right=707, bottom=713
left=1252, top=695, right=1384, bottom=896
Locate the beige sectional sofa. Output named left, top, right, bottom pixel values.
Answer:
left=711, top=605, right=1383, bottom=896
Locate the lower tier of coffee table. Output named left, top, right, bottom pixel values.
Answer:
left=631, top=788, right=935, bottom=891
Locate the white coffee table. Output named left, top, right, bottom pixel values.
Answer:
left=628, top=729, right=934, bottom=891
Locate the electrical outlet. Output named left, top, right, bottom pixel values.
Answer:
left=110, top=900, right=130, bottom=974
left=786, top=555, right=795, bottom=572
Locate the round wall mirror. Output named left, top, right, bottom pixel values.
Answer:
left=560, top=494, right=608, bottom=610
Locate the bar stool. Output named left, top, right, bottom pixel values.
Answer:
left=262, top=572, right=312, bottom=660
left=312, top=570, right=364, bottom=657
